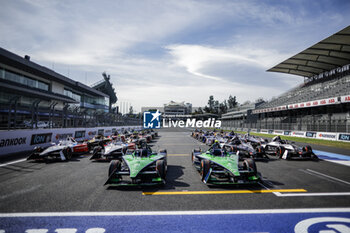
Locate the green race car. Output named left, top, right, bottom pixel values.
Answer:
left=192, top=146, right=260, bottom=185
left=104, top=145, right=167, bottom=186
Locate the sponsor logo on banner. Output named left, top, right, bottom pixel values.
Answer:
left=55, top=133, right=73, bottom=140
left=274, top=130, right=284, bottom=135
left=291, top=131, right=305, bottom=137
left=317, top=132, right=337, bottom=140
left=0, top=137, right=27, bottom=147
left=97, top=129, right=104, bottom=135
left=305, top=132, right=316, bottom=138
left=338, top=133, right=350, bottom=141
left=284, top=131, right=291, bottom=135
left=75, top=131, right=86, bottom=138
left=30, top=133, right=52, bottom=145
left=341, top=95, right=350, bottom=103
left=261, top=129, right=268, bottom=133
left=112, top=128, right=116, bottom=133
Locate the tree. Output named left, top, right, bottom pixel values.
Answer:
left=228, top=95, right=237, bottom=109
left=219, top=100, right=228, bottom=114
left=204, top=106, right=210, bottom=113
left=208, top=95, right=214, bottom=112
left=129, top=106, right=134, bottom=115
left=197, top=107, right=203, bottom=114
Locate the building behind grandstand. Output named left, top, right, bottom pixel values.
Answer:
left=221, top=25, right=350, bottom=133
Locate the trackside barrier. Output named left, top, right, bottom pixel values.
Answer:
left=222, top=127, right=350, bottom=143
left=0, top=126, right=142, bottom=156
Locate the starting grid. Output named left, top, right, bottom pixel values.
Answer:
left=0, top=209, right=349, bottom=233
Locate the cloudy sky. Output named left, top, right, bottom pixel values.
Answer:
left=1, top=0, right=349, bottom=112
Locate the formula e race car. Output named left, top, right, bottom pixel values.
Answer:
left=27, top=137, right=89, bottom=161
left=191, top=146, right=260, bottom=185
left=104, top=145, right=167, bottom=186
left=86, top=135, right=112, bottom=151
left=262, top=136, right=318, bottom=160
left=223, top=136, right=268, bottom=160
left=240, top=134, right=267, bottom=148
left=90, top=140, right=129, bottom=161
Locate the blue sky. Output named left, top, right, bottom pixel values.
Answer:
left=1, top=0, right=349, bottom=112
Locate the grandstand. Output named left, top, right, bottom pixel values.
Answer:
left=221, top=25, right=350, bottom=133
left=0, top=47, right=141, bottom=129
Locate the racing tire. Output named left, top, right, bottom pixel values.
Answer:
left=200, top=160, right=210, bottom=181
left=87, top=143, right=92, bottom=152
left=256, top=146, right=265, bottom=155
left=156, top=160, right=166, bottom=180
left=108, top=160, right=121, bottom=178
left=191, top=152, right=196, bottom=164
left=98, top=141, right=105, bottom=149
left=276, top=146, right=285, bottom=158
left=303, top=145, right=312, bottom=153
left=63, top=147, right=72, bottom=161
left=92, top=146, right=102, bottom=159
left=244, top=158, right=257, bottom=175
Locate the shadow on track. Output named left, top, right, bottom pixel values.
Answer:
left=106, top=165, right=189, bottom=191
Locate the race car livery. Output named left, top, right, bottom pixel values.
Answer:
left=263, top=136, right=318, bottom=160
left=27, top=137, right=88, bottom=161
left=104, top=145, right=167, bottom=186
left=191, top=146, right=260, bottom=185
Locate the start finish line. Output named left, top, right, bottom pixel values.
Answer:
left=0, top=209, right=349, bottom=233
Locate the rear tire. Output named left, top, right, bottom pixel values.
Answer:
left=92, top=146, right=102, bottom=159
left=244, top=158, right=257, bottom=175
left=64, top=147, right=72, bottom=160
left=108, top=160, right=121, bottom=178
left=200, top=160, right=210, bottom=181
left=156, top=160, right=166, bottom=179
left=276, top=146, right=285, bottom=158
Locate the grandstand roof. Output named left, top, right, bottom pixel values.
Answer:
left=268, top=25, right=350, bottom=77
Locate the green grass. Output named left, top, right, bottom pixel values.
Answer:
left=207, top=128, right=350, bottom=150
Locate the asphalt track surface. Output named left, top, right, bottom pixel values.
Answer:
left=0, top=127, right=349, bottom=214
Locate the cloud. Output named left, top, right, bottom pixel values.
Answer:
left=165, top=44, right=261, bottom=80
left=1, top=0, right=350, bottom=113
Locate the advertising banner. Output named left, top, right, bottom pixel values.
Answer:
left=291, top=131, right=306, bottom=137
left=316, top=132, right=338, bottom=141
left=305, top=132, right=316, bottom=138
left=283, top=131, right=291, bottom=136
left=338, top=133, right=350, bottom=141
left=0, top=126, right=141, bottom=157
left=273, top=130, right=284, bottom=135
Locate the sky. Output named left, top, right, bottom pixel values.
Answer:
left=1, top=0, right=350, bottom=113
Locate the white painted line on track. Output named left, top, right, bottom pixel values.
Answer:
left=0, top=159, right=26, bottom=168
left=275, top=192, right=350, bottom=197
left=306, top=169, right=350, bottom=186
left=322, top=160, right=350, bottom=167
left=0, top=208, right=349, bottom=217
left=258, top=181, right=280, bottom=197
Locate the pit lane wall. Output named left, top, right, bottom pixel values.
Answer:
left=0, top=126, right=142, bottom=156
left=221, top=127, right=350, bottom=143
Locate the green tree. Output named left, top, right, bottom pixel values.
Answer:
left=228, top=95, right=237, bottom=109
left=208, top=95, right=214, bottom=112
